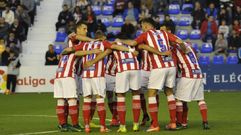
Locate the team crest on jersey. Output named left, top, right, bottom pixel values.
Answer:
left=61, top=55, right=69, bottom=63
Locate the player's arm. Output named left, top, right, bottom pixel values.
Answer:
left=111, top=44, right=139, bottom=56
left=75, top=35, right=96, bottom=42
left=115, top=39, right=138, bottom=46
left=75, top=48, right=102, bottom=57
left=83, top=49, right=113, bottom=68
left=138, top=44, right=172, bottom=56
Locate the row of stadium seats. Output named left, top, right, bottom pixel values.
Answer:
left=99, top=15, right=193, bottom=28
left=199, top=55, right=239, bottom=65
left=176, top=29, right=200, bottom=40
left=92, top=4, right=194, bottom=16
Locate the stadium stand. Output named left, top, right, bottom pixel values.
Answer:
left=213, top=55, right=225, bottom=64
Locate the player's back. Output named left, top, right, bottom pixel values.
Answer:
left=172, top=43, right=203, bottom=79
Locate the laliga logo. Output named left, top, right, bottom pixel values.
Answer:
left=17, top=76, right=47, bottom=87
left=17, top=77, right=55, bottom=87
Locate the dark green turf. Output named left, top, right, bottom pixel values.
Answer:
left=0, top=92, right=241, bottom=135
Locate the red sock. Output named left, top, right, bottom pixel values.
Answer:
left=132, top=95, right=141, bottom=123
left=97, top=98, right=106, bottom=128
left=167, top=95, right=176, bottom=123
left=199, top=101, right=208, bottom=123
left=90, top=99, right=96, bottom=120
left=69, top=105, right=78, bottom=125
left=182, top=102, right=188, bottom=124
left=148, top=97, right=158, bottom=127
left=56, top=106, right=66, bottom=125
left=176, top=101, right=183, bottom=124
left=140, top=94, right=148, bottom=116
left=117, top=97, right=126, bottom=125
left=83, top=98, right=91, bottom=127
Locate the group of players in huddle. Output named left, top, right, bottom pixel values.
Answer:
left=53, top=17, right=210, bottom=133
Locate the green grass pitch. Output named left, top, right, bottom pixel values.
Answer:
left=0, top=92, right=241, bottom=135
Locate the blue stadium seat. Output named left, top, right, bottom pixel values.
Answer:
left=191, top=43, right=199, bottom=52
left=92, top=6, right=101, bottom=16
left=168, top=4, right=180, bottom=14
left=170, top=16, right=179, bottom=25
left=55, top=32, right=67, bottom=42
left=213, top=55, right=224, bottom=64
left=198, top=55, right=210, bottom=65
left=226, top=55, right=239, bottom=64
left=159, top=16, right=164, bottom=24
left=112, top=16, right=124, bottom=27
left=178, top=16, right=192, bottom=26
left=176, top=30, right=188, bottom=40
left=182, top=4, right=193, bottom=14
left=101, top=17, right=112, bottom=27
left=54, top=44, right=63, bottom=54
left=112, top=30, right=120, bottom=36
left=136, top=30, right=143, bottom=37
left=105, top=0, right=115, bottom=6
left=102, top=5, right=114, bottom=15
left=201, top=43, right=213, bottom=53
left=189, top=29, right=201, bottom=40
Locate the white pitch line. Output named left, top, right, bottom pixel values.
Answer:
left=0, top=114, right=56, bottom=118
left=12, top=130, right=59, bottom=135
left=1, top=114, right=112, bottom=122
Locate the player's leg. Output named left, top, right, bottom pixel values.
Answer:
left=130, top=70, right=141, bottom=131
left=56, top=98, right=68, bottom=131
left=67, top=98, right=82, bottom=131
left=96, top=95, right=110, bottom=132
left=140, top=91, right=150, bottom=126
left=107, top=91, right=119, bottom=126
left=82, top=96, right=92, bottom=133
left=116, top=93, right=127, bottom=133
left=198, top=100, right=210, bottom=130
left=176, top=100, right=183, bottom=127
left=132, top=90, right=141, bottom=131
left=164, top=87, right=177, bottom=130
left=146, top=89, right=160, bottom=132
left=54, top=78, right=68, bottom=131
left=92, top=77, right=110, bottom=132
left=106, top=74, right=119, bottom=126
left=82, top=78, right=93, bottom=133
left=146, top=69, right=166, bottom=132
left=140, top=70, right=150, bottom=126
left=164, top=67, right=177, bottom=130
left=116, top=71, right=129, bottom=133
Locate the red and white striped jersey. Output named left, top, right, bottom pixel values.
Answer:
left=141, top=50, right=151, bottom=71
left=172, top=43, right=203, bottom=79
left=135, top=29, right=177, bottom=69
left=113, top=42, right=139, bottom=72
left=105, top=54, right=117, bottom=76
left=78, top=41, right=112, bottom=78
left=56, top=40, right=76, bottom=78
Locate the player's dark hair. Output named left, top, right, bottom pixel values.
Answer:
left=141, top=17, right=156, bottom=28
left=76, top=21, right=87, bottom=28
left=95, top=30, right=105, bottom=39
